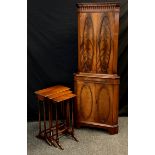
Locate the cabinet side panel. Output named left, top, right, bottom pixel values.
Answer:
left=112, top=84, right=119, bottom=125
left=113, top=10, right=120, bottom=73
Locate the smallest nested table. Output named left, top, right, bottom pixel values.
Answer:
left=35, top=85, right=78, bottom=150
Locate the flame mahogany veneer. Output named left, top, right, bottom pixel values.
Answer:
left=74, top=2, right=120, bottom=134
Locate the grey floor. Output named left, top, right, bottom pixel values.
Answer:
left=27, top=117, right=128, bottom=155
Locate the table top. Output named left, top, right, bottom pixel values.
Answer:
left=35, top=85, right=70, bottom=97
left=35, top=85, right=76, bottom=102
left=52, top=93, right=76, bottom=103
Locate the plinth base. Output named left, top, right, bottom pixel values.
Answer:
left=76, top=121, right=118, bottom=135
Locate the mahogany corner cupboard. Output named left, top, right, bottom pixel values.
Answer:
left=74, top=2, right=120, bottom=134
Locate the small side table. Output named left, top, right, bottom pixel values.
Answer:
left=35, top=85, right=78, bottom=150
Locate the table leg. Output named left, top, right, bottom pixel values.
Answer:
left=47, top=102, right=57, bottom=147
left=43, top=101, right=47, bottom=138
left=71, top=98, right=74, bottom=133
left=51, top=103, right=53, bottom=138
left=36, top=99, right=42, bottom=138
left=56, top=103, right=63, bottom=150
left=71, top=98, right=78, bottom=142
left=66, top=100, right=70, bottom=129
left=38, top=100, right=41, bottom=134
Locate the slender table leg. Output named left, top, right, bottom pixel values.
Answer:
left=43, top=101, right=47, bottom=140
left=62, top=101, right=64, bottom=124
left=64, top=101, right=67, bottom=127
left=48, top=103, right=51, bottom=131
left=56, top=103, right=58, bottom=141
left=51, top=103, right=53, bottom=139
left=45, top=102, right=56, bottom=147
left=39, top=100, right=41, bottom=134
left=71, top=99, right=74, bottom=133
left=61, top=101, right=63, bottom=120
left=36, top=99, right=42, bottom=138
left=50, top=102, right=57, bottom=147
left=66, top=100, right=70, bottom=129
left=45, top=102, right=51, bottom=145
left=56, top=103, right=63, bottom=150
left=71, top=98, right=78, bottom=142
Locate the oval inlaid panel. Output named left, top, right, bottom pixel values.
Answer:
left=80, top=85, right=93, bottom=120
left=97, top=87, right=110, bottom=123
left=97, top=15, right=112, bottom=73
left=80, top=15, right=94, bottom=72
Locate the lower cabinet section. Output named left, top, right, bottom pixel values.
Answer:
left=74, top=73, right=120, bottom=134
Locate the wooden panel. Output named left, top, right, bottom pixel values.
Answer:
left=95, top=84, right=113, bottom=124
left=79, top=13, right=94, bottom=73
left=74, top=74, right=120, bottom=134
left=97, top=86, right=110, bottom=122
left=80, top=84, right=93, bottom=120
left=96, top=12, right=114, bottom=74
left=112, top=84, right=119, bottom=125
left=113, top=10, right=120, bottom=74
left=77, top=3, right=120, bottom=74
left=75, top=81, right=95, bottom=122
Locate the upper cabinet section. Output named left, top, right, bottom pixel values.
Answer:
left=77, top=3, right=120, bottom=74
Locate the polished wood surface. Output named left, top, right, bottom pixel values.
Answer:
left=74, top=2, right=120, bottom=134
left=48, top=90, right=72, bottom=99
left=74, top=73, right=120, bottom=134
left=77, top=2, right=120, bottom=74
left=35, top=85, right=69, bottom=94
left=52, top=94, right=76, bottom=103
left=35, top=85, right=70, bottom=101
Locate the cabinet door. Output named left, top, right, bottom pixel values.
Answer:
left=78, top=11, right=119, bottom=74
left=96, top=11, right=116, bottom=74
left=95, top=83, right=113, bottom=124
left=78, top=13, right=95, bottom=73
left=76, top=80, right=95, bottom=122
